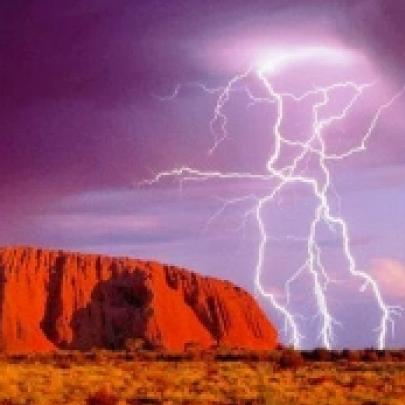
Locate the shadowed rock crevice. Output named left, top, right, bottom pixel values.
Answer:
left=164, top=265, right=261, bottom=346
left=69, top=271, right=153, bottom=350
left=40, top=253, right=65, bottom=343
left=0, top=264, right=6, bottom=350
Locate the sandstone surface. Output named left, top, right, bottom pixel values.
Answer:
left=0, top=247, right=278, bottom=352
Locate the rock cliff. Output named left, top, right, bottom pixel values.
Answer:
left=0, top=247, right=278, bottom=352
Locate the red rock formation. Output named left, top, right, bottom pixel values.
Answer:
left=0, top=247, right=277, bottom=353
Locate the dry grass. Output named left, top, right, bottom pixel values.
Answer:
left=0, top=351, right=403, bottom=405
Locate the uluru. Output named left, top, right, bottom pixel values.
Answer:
left=0, top=247, right=278, bottom=353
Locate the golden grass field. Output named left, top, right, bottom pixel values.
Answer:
left=0, top=350, right=404, bottom=405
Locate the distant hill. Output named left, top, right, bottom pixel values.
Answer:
left=0, top=247, right=277, bottom=353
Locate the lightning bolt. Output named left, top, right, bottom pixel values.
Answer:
left=145, top=65, right=404, bottom=349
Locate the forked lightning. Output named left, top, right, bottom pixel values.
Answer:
left=145, top=62, right=404, bottom=349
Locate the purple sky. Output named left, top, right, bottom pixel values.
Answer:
left=1, top=0, right=405, bottom=348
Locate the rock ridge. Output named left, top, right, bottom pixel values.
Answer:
left=0, top=246, right=278, bottom=353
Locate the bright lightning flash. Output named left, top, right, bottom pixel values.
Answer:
left=145, top=48, right=404, bottom=349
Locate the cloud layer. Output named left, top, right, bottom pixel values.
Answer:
left=1, top=0, right=405, bottom=348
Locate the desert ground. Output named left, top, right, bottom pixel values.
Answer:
left=0, top=349, right=404, bottom=405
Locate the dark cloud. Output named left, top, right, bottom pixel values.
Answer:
left=1, top=0, right=404, bottom=204
left=331, top=1, right=404, bottom=82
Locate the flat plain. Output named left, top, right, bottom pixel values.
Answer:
left=0, top=350, right=404, bottom=405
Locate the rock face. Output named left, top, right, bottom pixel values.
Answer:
left=0, top=247, right=278, bottom=353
